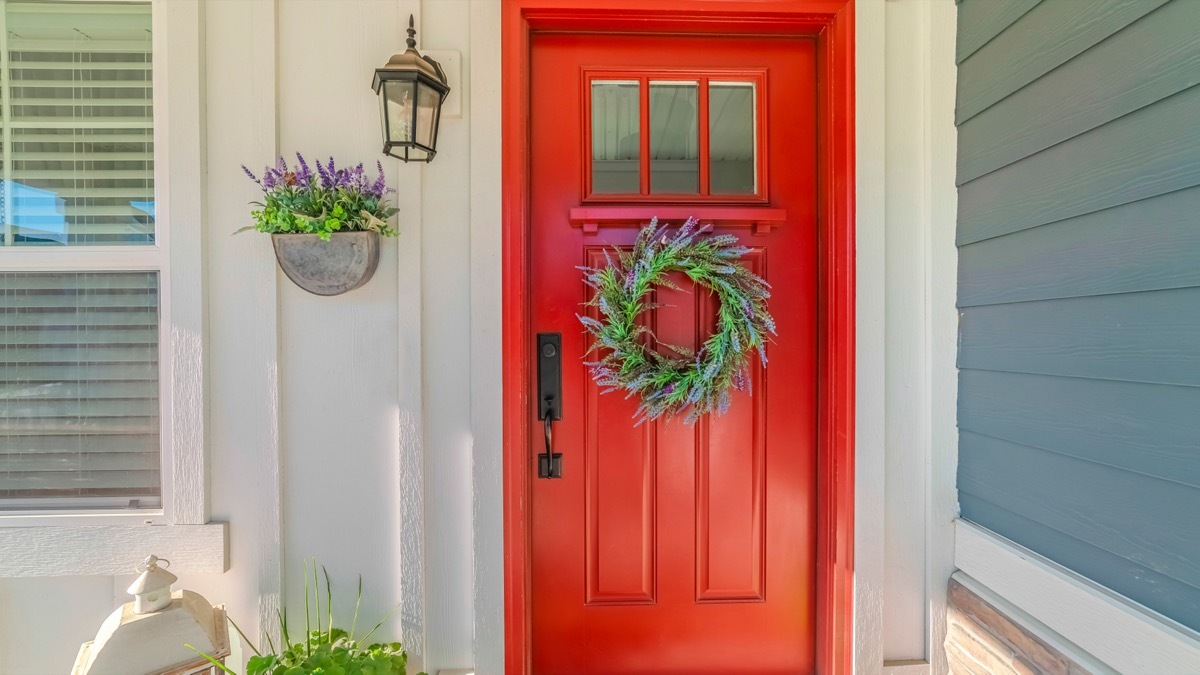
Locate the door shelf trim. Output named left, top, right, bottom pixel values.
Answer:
left=502, top=2, right=856, bottom=674
left=568, top=206, right=787, bottom=234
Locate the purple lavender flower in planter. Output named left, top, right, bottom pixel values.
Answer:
left=294, top=153, right=313, bottom=186
left=371, top=161, right=388, bottom=198
left=241, top=165, right=263, bottom=188
left=239, top=152, right=399, bottom=243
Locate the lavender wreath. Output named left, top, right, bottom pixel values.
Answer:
left=577, top=217, right=776, bottom=424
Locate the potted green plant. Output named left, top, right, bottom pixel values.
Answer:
left=242, top=155, right=399, bottom=296
left=189, top=560, right=425, bottom=675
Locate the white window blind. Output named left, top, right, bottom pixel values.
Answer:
left=0, top=1, right=161, bottom=513
left=0, top=271, right=160, bottom=509
left=3, top=0, right=154, bottom=246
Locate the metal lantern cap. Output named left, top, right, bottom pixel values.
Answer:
left=371, top=49, right=448, bottom=94
left=126, top=555, right=176, bottom=595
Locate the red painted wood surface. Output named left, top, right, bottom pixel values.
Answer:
left=530, top=33, right=816, bottom=674
left=502, top=3, right=855, bottom=673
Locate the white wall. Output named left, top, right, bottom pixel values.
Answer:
left=0, top=2, right=957, bottom=674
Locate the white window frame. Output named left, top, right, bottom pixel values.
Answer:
left=0, top=0, right=223, bottom=575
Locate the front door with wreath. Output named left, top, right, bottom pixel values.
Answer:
left=526, top=32, right=819, bottom=674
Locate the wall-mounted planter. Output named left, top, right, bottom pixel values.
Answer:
left=271, top=231, right=381, bottom=296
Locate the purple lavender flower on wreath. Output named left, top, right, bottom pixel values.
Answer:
left=577, top=217, right=773, bottom=424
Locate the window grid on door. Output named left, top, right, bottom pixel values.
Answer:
left=583, top=69, right=768, bottom=204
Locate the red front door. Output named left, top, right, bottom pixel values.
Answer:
left=529, top=32, right=818, bottom=674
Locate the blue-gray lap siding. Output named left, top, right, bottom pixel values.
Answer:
left=954, top=0, right=1200, bottom=631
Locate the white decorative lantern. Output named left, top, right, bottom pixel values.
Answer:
left=127, top=555, right=177, bottom=614
left=72, top=554, right=229, bottom=675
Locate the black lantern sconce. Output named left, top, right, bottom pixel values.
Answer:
left=372, top=15, right=450, bottom=162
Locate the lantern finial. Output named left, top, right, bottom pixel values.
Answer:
left=126, top=554, right=177, bottom=614
left=406, top=14, right=417, bottom=50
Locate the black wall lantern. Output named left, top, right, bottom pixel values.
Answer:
left=372, top=15, right=450, bottom=162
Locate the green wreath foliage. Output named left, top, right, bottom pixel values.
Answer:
left=578, top=217, right=776, bottom=424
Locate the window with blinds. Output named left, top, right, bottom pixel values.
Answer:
left=3, top=0, right=154, bottom=246
left=0, top=1, right=161, bottom=513
left=0, top=271, right=160, bottom=509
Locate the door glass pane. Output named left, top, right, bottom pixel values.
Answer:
left=649, top=81, right=698, bottom=194
left=591, top=80, right=640, bottom=194
left=709, top=82, right=757, bottom=195
left=4, top=1, right=155, bottom=246
left=0, top=271, right=162, bottom=511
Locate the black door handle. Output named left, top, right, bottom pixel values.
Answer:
left=537, top=333, right=563, bottom=479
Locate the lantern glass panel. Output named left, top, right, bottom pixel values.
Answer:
left=416, top=82, right=440, bottom=149
left=383, top=80, right=417, bottom=145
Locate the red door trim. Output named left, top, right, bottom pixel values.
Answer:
left=501, top=2, right=856, bottom=672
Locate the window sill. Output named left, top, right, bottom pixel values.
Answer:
left=0, top=522, right=227, bottom=577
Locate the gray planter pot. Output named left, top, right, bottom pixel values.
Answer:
left=271, top=231, right=381, bottom=296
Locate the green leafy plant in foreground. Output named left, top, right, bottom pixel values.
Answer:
left=189, top=559, right=425, bottom=675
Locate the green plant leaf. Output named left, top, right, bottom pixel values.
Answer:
left=186, top=644, right=238, bottom=674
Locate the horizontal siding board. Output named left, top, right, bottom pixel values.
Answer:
left=957, top=370, right=1200, bottom=489
left=957, top=187, right=1200, bottom=306
left=958, top=84, right=1200, bottom=244
left=958, top=287, right=1200, bottom=386
left=959, top=496, right=1200, bottom=633
left=958, top=431, right=1200, bottom=589
left=956, top=0, right=1041, bottom=64
left=956, top=0, right=1168, bottom=123
left=958, top=0, right=1200, bottom=183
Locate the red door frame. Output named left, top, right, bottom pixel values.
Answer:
left=501, top=1, right=856, bottom=672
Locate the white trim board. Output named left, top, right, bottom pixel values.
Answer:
left=856, top=0, right=960, bottom=671
left=951, top=572, right=1115, bottom=675
left=0, top=523, right=226, bottom=576
left=955, top=520, right=1200, bottom=674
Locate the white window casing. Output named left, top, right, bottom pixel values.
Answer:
left=0, top=0, right=223, bottom=574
